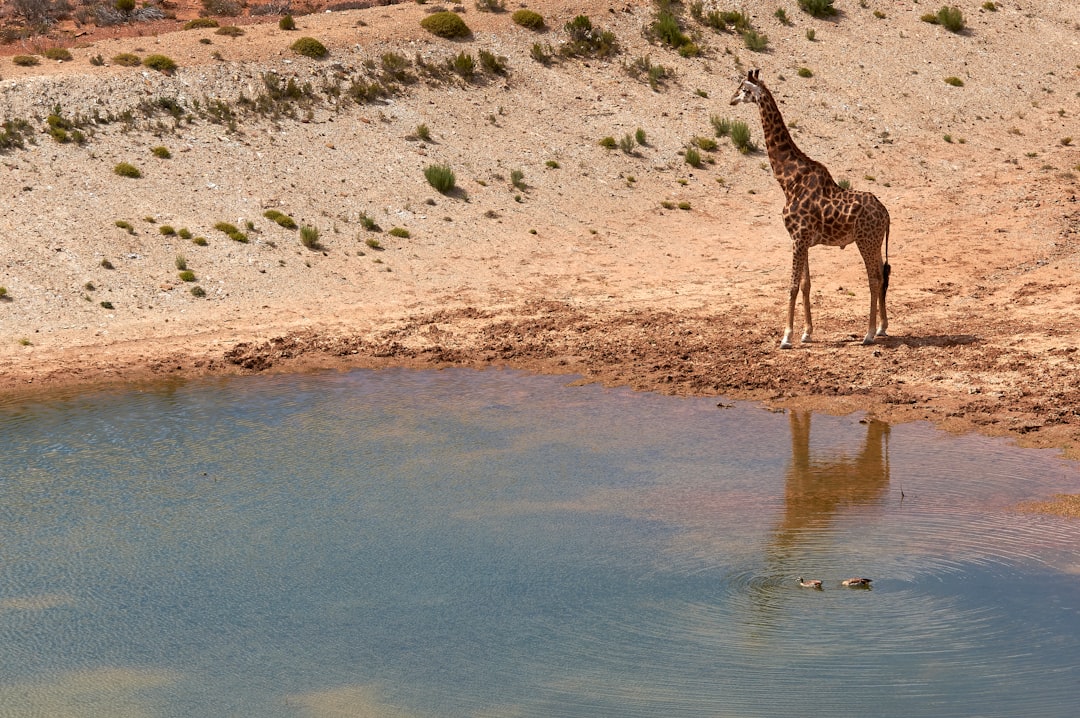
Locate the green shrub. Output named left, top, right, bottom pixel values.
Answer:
left=100, top=258, right=115, bottom=269
left=279, top=14, right=296, bottom=30
left=263, top=209, right=298, bottom=229
left=115, top=0, right=135, bottom=12
left=178, top=228, right=192, bottom=239
left=530, top=42, right=552, bottom=64
left=191, top=285, right=207, bottom=297
left=112, top=52, right=141, bottom=66
left=512, top=9, right=545, bottom=30
left=160, top=225, right=177, bottom=236
left=193, top=236, right=209, bottom=246
left=685, top=147, right=702, bottom=167
left=450, top=51, right=475, bottom=78
left=44, top=47, right=73, bottom=62
left=291, top=37, right=328, bottom=59
left=216, top=25, right=245, bottom=37
left=710, top=115, right=732, bottom=137
left=151, top=145, right=171, bottom=159
left=420, top=12, right=472, bottom=39
left=797, top=67, right=813, bottom=78
left=175, top=255, right=188, bottom=270
left=115, top=220, right=135, bottom=234
left=178, top=270, right=196, bottom=282
left=944, top=76, right=964, bottom=86
left=635, top=128, right=647, bottom=146
left=798, top=0, right=836, bottom=18
left=923, top=6, right=965, bottom=31
left=100, top=301, right=115, bottom=310
left=694, top=136, right=718, bottom=151
left=510, top=168, right=526, bottom=189
left=388, top=227, right=410, bottom=238
left=730, top=121, right=755, bottom=153
left=415, top=123, right=431, bottom=141
left=365, top=236, right=383, bottom=249
left=479, top=49, right=507, bottom=75
left=114, top=162, right=142, bottom=178
left=562, top=15, right=618, bottom=57
left=299, top=225, right=320, bottom=248
left=358, top=212, right=380, bottom=231
left=599, top=136, right=617, bottom=149
left=143, top=55, right=178, bottom=73
left=936, top=6, right=965, bottom=31
left=652, top=11, right=690, bottom=50
left=90, top=54, right=105, bottom=66
left=12, top=55, right=39, bottom=67
left=184, top=17, right=218, bottom=29
left=619, top=134, right=636, bottom=154
left=424, top=163, right=456, bottom=193
left=214, top=221, right=248, bottom=243
left=742, top=29, right=769, bottom=52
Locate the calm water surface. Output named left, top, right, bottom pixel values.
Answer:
left=1, top=369, right=1078, bottom=717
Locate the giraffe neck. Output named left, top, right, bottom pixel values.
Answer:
left=756, top=85, right=830, bottom=197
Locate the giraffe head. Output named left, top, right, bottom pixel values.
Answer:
left=729, top=69, right=765, bottom=106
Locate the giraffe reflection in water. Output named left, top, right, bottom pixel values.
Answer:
left=778, top=410, right=891, bottom=537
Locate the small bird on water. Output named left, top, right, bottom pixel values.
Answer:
left=841, top=577, right=873, bottom=588
left=797, top=577, right=823, bottom=590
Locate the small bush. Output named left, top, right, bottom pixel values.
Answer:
left=358, top=212, right=380, bottom=232
left=160, top=225, right=177, bottom=236
left=112, top=52, right=141, bottom=66
left=797, top=67, right=813, bottom=78
left=742, top=29, right=769, bottom=52
left=299, top=225, right=320, bottom=248
left=685, top=147, right=702, bottom=167
left=512, top=9, right=545, bottom=30
left=475, top=0, right=504, bottom=11
left=114, top=162, right=142, bottom=178
left=193, top=236, right=208, bottom=246
left=184, top=17, right=218, bottom=29
left=191, top=285, right=207, bottom=297
left=178, top=228, right=192, bottom=239
left=279, top=14, right=296, bottom=30
left=100, top=301, right=115, bottom=310
left=415, top=123, right=431, bottom=141
left=479, top=49, right=507, bottom=75
left=635, top=127, right=648, bottom=146
left=44, top=47, right=73, bottom=62
left=923, top=6, right=965, bottom=31
left=510, top=168, right=526, bottom=189
left=424, top=163, right=457, bottom=193
left=214, top=221, right=248, bottom=243
left=216, top=25, right=245, bottom=37
left=12, top=55, right=39, bottom=67
left=694, top=136, right=718, bottom=151
left=599, top=136, right=617, bottom=149
left=388, top=227, right=410, bottom=238
left=115, top=220, right=135, bottom=234
left=263, top=209, right=298, bottom=229
left=90, top=54, right=105, bottom=66
left=420, top=12, right=472, bottom=39
left=798, top=0, right=836, bottom=18
left=619, top=134, right=636, bottom=154
left=178, top=270, right=196, bottom=282
left=151, top=146, right=171, bottom=158
left=175, top=255, right=188, bottom=270
left=730, top=121, right=755, bottom=153
left=291, top=37, right=329, bottom=59
left=530, top=42, right=552, bottom=64
left=562, top=15, right=618, bottom=58
left=944, top=76, right=964, bottom=87
left=451, top=51, right=475, bottom=78
left=143, top=54, right=178, bottom=73
left=711, top=115, right=732, bottom=137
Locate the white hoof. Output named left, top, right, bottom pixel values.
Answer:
left=862, top=334, right=876, bottom=346
left=800, top=333, right=813, bottom=344
left=876, top=329, right=889, bottom=337
left=780, top=340, right=793, bottom=350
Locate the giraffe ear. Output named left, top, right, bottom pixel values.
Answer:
left=746, top=70, right=753, bottom=81
left=752, top=69, right=761, bottom=82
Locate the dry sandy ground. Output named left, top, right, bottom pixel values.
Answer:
left=1, top=0, right=1078, bottom=468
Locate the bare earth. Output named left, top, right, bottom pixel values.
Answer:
left=1, top=0, right=1078, bottom=464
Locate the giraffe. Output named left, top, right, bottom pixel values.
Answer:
left=730, top=69, right=891, bottom=349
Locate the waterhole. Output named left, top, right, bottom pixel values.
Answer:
left=1, top=369, right=1078, bottom=717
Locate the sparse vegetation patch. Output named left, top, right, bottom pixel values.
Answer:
left=420, top=12, right=472, bottom=39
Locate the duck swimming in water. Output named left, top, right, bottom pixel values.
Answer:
left=841, top=577, right=873, bottom=588
left=797, top=577, right=823, bottom=590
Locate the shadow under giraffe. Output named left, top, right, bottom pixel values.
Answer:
left=730, top=69, right=891, bottom=349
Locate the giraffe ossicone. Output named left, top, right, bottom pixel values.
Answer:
left=730, top=69, right=891, bottom=349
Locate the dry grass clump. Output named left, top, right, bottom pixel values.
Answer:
left=512, top=9, right=545, bottom=30
left=291, top=37, right=329, bottom=59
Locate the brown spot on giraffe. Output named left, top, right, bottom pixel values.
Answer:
left=730, top=69, right=891, bottom=349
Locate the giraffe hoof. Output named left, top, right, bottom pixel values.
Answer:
left=862, top=335, right=876, bottom=346
left=780, top=340, right=794, bottom=350
left=800, top=333, right=813, bottom=344
left=876, top=329, right=889, bottom=338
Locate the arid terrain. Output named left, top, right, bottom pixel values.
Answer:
left=1, top=0, right=1078, bottom=469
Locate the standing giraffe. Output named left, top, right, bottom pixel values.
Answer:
left=730, top=69, right=890, bottom=348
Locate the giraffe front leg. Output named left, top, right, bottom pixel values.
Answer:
left=781, top=247, right=808, bottom=349
left=799, top=259, right=813, bottom=343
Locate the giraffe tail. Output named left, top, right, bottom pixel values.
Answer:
left=881, top=223, right=891, bottom=300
